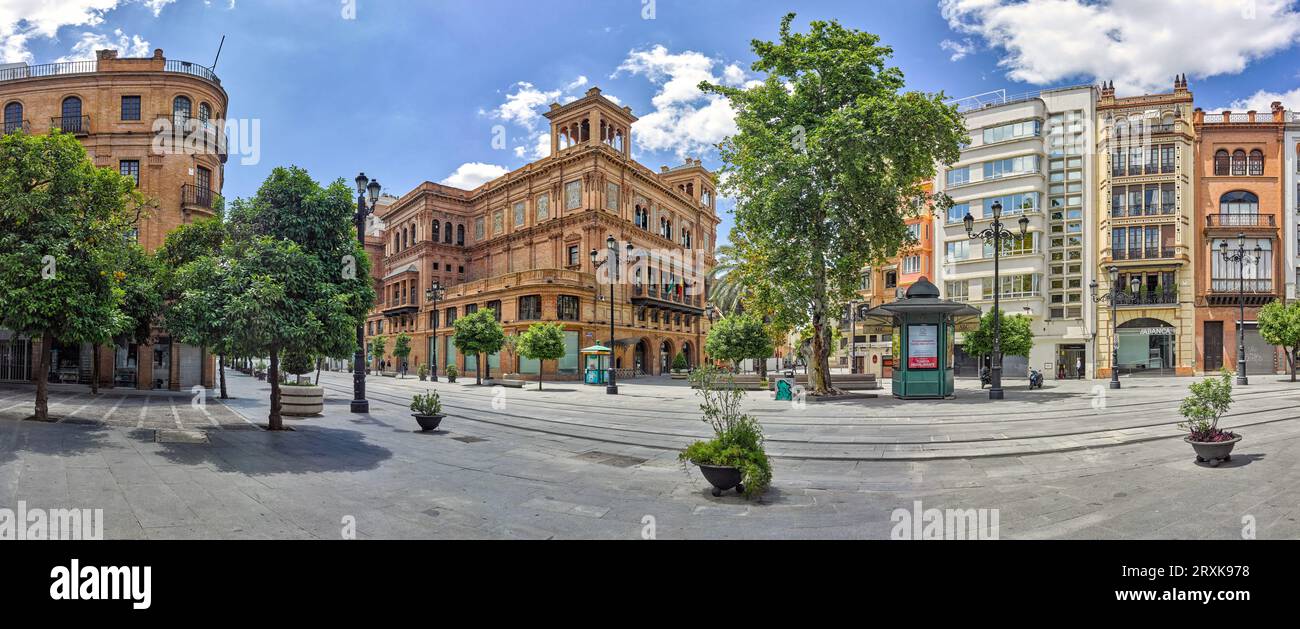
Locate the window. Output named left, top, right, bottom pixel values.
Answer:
left=946, top=280, right=970, bottom=302
left=997, top=274, right=1040, bottom=298
left=979, top=192, right=1039, bottom=216
left=1219, top=191, right=1260, bottom=225
left=2, top=101, right=21, bottom=134
left=458, top=265, right=464, bottom=274
left=906, top=223, right=921, bottom=240
left=986, top=232, right=1036, bottom=257
left=945, top=240, right=970, bottom=261
left=120, top=96, right=141, bottom=121
left=983, top=155, right=1038, bottom=180
left=567, top=245, right=580, bottom=266
left=119, top=160, right=140, bottom=186
left=486, top=301, right=501, bottom=321
left=172, top=96, right=191, bottom=123
left=456, top=224, right=465, bottom=246
left=565, top=180, right=582, bottom=210
left=465, top=304, right=478, bottom=316
left=474, top=217, right=485, bottom=240
left=902, top=256, right=921, bottom=274
left=1248, top=149, right=1264, bottom=176
left=444, top=222, right=453, bottom=244
left=1214, top=150, right=1230, bottom=175
left=444, top=307, right=457, bottom=326
left=536, top=193, right=550, bottom=221
left=606, top=182, right=620, bottom=211
left=981, top=120, right=1041, bottom=144
left=557, top=295, right=580, bottom=320
left=60, top=97, right=83, bottom=133
left=514, top=201, right=526, bottom=227
left=432, top=221, right=440, bottom=242
left=947, top=202, right=970, bottom=223
left=635, top=204, right=649, bottom=229
left=884, top=271, right=897, bottom=289
left=518, top=295, right=542, bottom=320
left=945, top=167, right=970, bottom=186
left=493, top=210, right=503, bottom=235
left=682, top=227, right=692, bottom=248
left=1232, top=150, right=1247, bottom=176
left=199, top=102, right=212, bottom=127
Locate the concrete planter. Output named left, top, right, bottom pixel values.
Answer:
left=1186, top=434, right=1241, bottom=467
left=279, top=385, right=324, bottom=417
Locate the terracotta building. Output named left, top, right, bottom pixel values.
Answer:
left=0, top=49, right=227, bottom=390
left=1095, top=77, right=1197, bottom=377
left=364, top=88, right=719, bottom=380
left=1192, top=105, right=1288, bottom=375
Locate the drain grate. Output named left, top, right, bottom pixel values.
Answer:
left=452, top=436, right=488, bottom=443
left=155, top=429, right=210, bottom=444
left=573, top=451, right=648, bottom=468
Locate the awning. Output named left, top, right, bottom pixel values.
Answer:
left=581, top=344, right=611, bottom=353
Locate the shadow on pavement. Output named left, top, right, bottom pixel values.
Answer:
left=0, top=420, right=113, bottom=466
left=147, top=425, right=393, bottom=476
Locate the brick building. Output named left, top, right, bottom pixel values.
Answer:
left=0, top=49, right=227, bottom=390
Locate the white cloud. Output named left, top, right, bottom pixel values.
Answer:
left=0, top=0, right=187, bottom=64
left=440, top=162, right=508, bottom=190
left=611, top=45, right=742, bottom=159
left=939, top=38, right=975, bottom=61
left=941, top=0, right=1300, bottom=94
left=513, top=132, right=551, bottom=160
left=1229, top=87, right=1300, bottom=113
left=139, top=0, right=177, bottom=17
left=55, top=29, right=151, bottom=62
left=493, top=81, right=561, bottom=131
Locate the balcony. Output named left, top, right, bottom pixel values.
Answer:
left=181, top=184, right=217, bottom=214
left=1206, top=214, right=1275, bottom=228
left=50, top=115, right=90, bottom=136
left=631, top=283, right=705, bottom=315
left=1114, top=289, right=1178, bottom=307
left=1208, top=278, right=1276, bottom=306
left=1111, top=247, right=1176, bottom=261
left=2, top=120, right=28, bottom=135
left=382, top=295, right=419, bottom=317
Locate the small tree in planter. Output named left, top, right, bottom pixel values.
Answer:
left=417, top=363, right=429, bottom=381
left=1179, top=369, right=1240, bottom=466
left=281, top=351, right=315, bottom=384
left=409, top=389, right=445, bottom=432
left=516, top=322, right=566, bottom=391
left=445, top=364, right=459, bottom=383
left=679, top=365, right=772, bottom=498
left=452, top=308, right=506, bottom=385
left=255, top=359, right=268, bottom=380
left=672, top=352, right=689, bottom=372
left=393, top=333, right=412, bottom=378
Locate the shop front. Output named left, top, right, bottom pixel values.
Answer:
left=1116, top=318, right=1177, bottom=376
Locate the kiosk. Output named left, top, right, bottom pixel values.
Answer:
left=581, top=344, right=612, bottom=385
left=860, top=278, right=980, bottom=399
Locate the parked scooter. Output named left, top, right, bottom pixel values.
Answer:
left=979, top=366, right=991, bottom=389
left=1028, top=368, right=1044, bottom=390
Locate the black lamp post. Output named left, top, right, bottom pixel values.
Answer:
left=425, top=281, right=445, bottom=380
left=350, top=172, right=381, bottom=413
left=591, top=236, right=634, bottom=394
left=1089, top=265, right=1126, bottom=390
left=1219, top=233, right=1263, bottom=386
left=965, top=201, right=1030, bottom=401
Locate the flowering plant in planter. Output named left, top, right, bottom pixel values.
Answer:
left=1178, top=369, right=1236, bottom=442
left=410, top=390, right=443, bottom=416
left=678, top=365, right=771, bottom=498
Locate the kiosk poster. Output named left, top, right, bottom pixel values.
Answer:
left=908, top=324, right=938, bottom=369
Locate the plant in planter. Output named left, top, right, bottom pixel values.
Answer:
left=255, top=360, right=268, bottom=380
left=409, top=390, right=445, bottom=431
left=678, top=365, right=771, bottom=498
left=445, top=364, right=459, bottom=383
left=1178, top=369, right=1240, bottom=467
left=417, top=363, right=429, bottom=381
left=670, top=351, right=690, bottom=378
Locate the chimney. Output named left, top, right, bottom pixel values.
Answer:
left=1272, top=101, right=1286, bottom=122
left=95, top=49, right=119, bottom=61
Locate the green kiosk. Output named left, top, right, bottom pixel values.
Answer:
left=860, top=277, right=981, bottom=400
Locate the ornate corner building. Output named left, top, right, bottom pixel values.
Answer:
left=1192, top=104, right=1289, bottom=375
left=1095, top=77, right=1197, bottom=377
left=364, top=88, right=719, bottom=381
left=0, top=49, right=227, bottom=390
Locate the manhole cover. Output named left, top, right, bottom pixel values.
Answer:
left=155, top=429, right=209, bottom=444
left=452, top=436, right=487, bottom=443
left=573, top=451, right=648, bottom=468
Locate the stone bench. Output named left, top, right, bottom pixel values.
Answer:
left=704, top=373, right=881, bottom=391
left=490, top=379, right=527, bottom=388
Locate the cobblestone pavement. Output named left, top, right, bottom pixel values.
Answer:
left=1, top=371, right=1299, bottom=539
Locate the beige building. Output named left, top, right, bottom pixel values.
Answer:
left=1095, top=77, right=1197, bottom=377
left=365, top=88, right=719, bottom=381
left=0, top=49, right=227, bottom=390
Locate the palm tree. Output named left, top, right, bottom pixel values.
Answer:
left=708, top=244, right=746, bottom=315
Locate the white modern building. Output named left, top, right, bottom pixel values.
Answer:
left=1286, top=113, right=1300, bottom=303
left=935, top=85, right=1099, bottom=380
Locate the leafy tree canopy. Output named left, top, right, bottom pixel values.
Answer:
left=961, top=309, right=1034, bottom=360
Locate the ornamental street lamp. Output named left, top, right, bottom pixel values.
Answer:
left=591, top=236, right=634, bottom=394
left=425, top=281, right=445, bottom=379
left=350, top=172, right=381, bottom=413
left=1219, top=233, right=1263, bottom=386
left=1089, top=265, right=1128, bottom=390
left=964, top=201, right=1030, bottom=401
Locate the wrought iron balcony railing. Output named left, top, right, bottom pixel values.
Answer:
left=1210, top=278, right=1273, bottom=293
left=181, top=184, right=216, bottom=210
left=50, top=115, right=90, bottom=135
left=2, top=120, right=28, bottom=135
left=1114, top=289, right=1178, bottom=307
left=0, top=59, right=220, bottom=85
left=1206, top=214, right=1275, bottom=228
left=1111, top=247, right=1176, bottom=261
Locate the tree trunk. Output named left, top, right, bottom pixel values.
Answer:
left=314, top=357, right=321, bottom=385
left=484, top=353, right=491, bottom=381
left=476, top=354, right=483, bottom=386
left=90, top=343, right=100, bottom=395
left=1292, top=346, right=1297, bottom=383
left=268, top=349, right=282, bottom=431
left=34, top=332, right=51, bottom=421
left=808, top=315, right=833, bottom=394
left=218, top=354, right=228, bottom=399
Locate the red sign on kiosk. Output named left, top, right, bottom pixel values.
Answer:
left=907, top=324, right=938, bottom=370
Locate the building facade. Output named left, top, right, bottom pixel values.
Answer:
left=1285, top=113, right=1300, bottom=305
left=0, top=49, right=226, bottom=390
left=364, top=88, right=718, bottom=380
left=1192, top=105, right=1288, bottom=375
left=1095, top=77, right=1197, bottom=378
left=936, top=85, right=1098, bottom=380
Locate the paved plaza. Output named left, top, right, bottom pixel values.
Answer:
left=1, top=371, right=1299, bottom=539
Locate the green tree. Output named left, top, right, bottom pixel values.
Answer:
left=705, top=314, right=774, bottom=372
left=369, top=334, right=387, bottom=372
left=453, top=308, right=506, bottom=385
left=961, top=309, right=1035, bottom=364
left=159, top=217, right=232, bottom=397
left=189, top=166, right=374, bottom=430
left=707, top=244, right=746, bottom=316
left=516, top=322, right=566, bottom=390
left=1259, top=299, right=1300, bottom=382
left=0, top=132, right=149, bottom=419
left=94, top=243, right=163, bottom=395
left=392, top=332, right=412, bottom=378
left=281, top=351, right=315, bottom=384
left=701, top=14, right=965, bottom=394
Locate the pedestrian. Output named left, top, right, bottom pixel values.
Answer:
left=1077, top=355, right=1084, bottom=380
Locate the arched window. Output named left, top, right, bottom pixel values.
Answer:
left=1214, top=150, right=1230, bottom=176
left=392, top=233, right=399, bottom=252
left=432, top=221, right=440, bottom=242
left=199, top=102, right=212, bottom=128
left=173, top=96, right=192, bottom=125
left=1248, top=149, right=1264, bottom=176
left=401, top=227, right=408, bottom=250
left=1219, top=191, right=1259, bottom=226
left=444, top=222, right=452, bottom=244
left=456, top=224, right=465, bottom=246
left=2, top=101, right=21, bottom=134
left=60, top=97, right=83, bottom=133
left=1231, top=150, right=1247, bottom=176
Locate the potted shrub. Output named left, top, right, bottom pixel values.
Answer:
left=278, top=352, right=323, bottom=417
left=1179, top=369, right=1240, bottom=467
left=446, top=364, right=459, bottom=383
left=679, top=365, right=772, bottom=498
left=417, top=363, right=429, bottom=381
left=670, top=352, right=690, bottom=379
left=254, top=359, right=267, bottom=381
left=410, top=390, right=445, bottom=432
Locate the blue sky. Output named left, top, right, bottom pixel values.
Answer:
left=7, top=0, right=1300, bottom=243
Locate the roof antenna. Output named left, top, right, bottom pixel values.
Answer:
left=211, top=35, right=226, bottom=71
